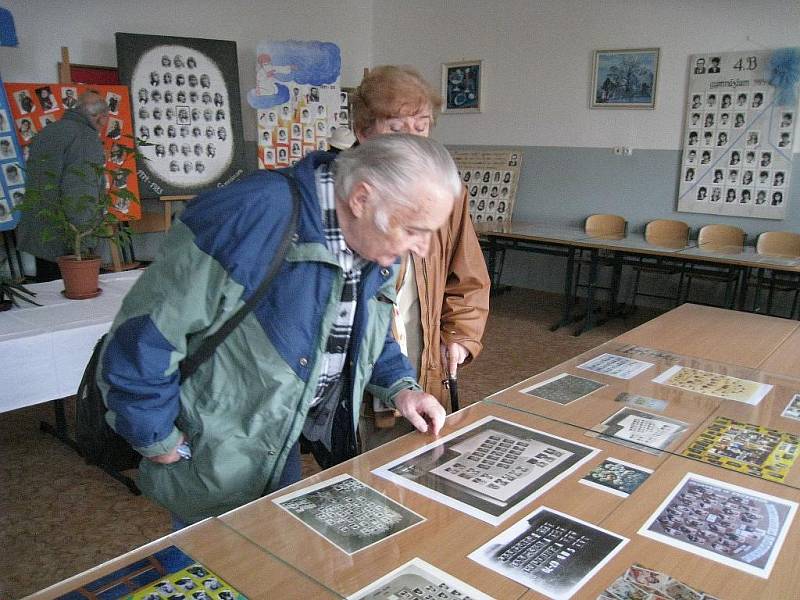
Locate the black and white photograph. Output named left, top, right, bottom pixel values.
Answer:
left=520, top=372, right=606, bottom=405
left=468, top=506, right=628, bottom=599
left=116, top=32, right=247, bottom=197
left=639, top=472, right=798, bottom=578
left=272, top=474, right=424, bottom=555
left=589, top=407, right=689, bottom=454
left=373, top=416, right=599, bottom=525
left=0, top=108, right=10, bottom=133
left=348, top=558, right=493, bottom=600
left=577, top=353, right=654, bottom=379
left=15, top=117, right=36, bottom=142
left=3, top=162, right=23, bottom=187
left=0, top=135, right=17, bottom=160
left=0, top=197, right=11, bottom=222
left=579, top=457, right=653, bottom=497
left=12, top=89, right=35, bottom=114
left=105, top=91, right=122, bottom=115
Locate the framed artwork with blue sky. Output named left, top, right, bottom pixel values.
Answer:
left=591, top=48, right=659, bottom=109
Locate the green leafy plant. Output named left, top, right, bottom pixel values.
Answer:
left=17, top=140, right=142, bottom=261
left=0, top=258, right=41, bottom=308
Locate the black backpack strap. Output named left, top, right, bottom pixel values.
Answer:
left=179, top=170, right=301, bottom=381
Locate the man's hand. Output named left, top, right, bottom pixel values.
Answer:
left=394, top=389, right=446, bottom=436
left=440, top=341, right=470, bottom=378
left=146, top=433, right=185, bottom=464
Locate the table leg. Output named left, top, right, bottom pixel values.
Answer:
left=574, top=249, right=599, bottom=336
left=550, top=246, right=577, bottom=331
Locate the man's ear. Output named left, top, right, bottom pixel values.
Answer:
left=347, top=181, right=372, bottom=219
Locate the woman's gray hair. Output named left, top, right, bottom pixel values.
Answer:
left=334, top=134, right=461, bottom=231
left=78, top=91, right=109, bottom=118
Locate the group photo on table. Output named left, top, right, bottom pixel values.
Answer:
left=1, top=2, right=799, bottom=599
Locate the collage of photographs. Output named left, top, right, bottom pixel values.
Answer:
left=677, top=50, right=797, bottom=218
left=3, top=81, right=140, bottom=218
left=451, top=149, right=522, bottom=225
left=256, top=85, right=347, bottom=169
left=0, top=90, right=25, bottom=230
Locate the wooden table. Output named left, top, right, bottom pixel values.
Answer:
left=31, top=305, right=800, bottom=599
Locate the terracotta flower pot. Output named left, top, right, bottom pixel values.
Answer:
left=57, top=255, right=102, bottom=299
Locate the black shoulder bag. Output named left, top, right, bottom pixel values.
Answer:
left=74, top=171, right=301, bottom=484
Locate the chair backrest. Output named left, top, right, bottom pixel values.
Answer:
left=645, top=219, right=690, bottom=246
left=585, top=214, right=627, bottom=236
left=756, top=231, right=800, bottom=258
left=697, top=224, right=746, bottom=248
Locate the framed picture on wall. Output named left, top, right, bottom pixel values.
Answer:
left=590, top=48, right=659, bottom=109
left=442, top=60, right=483, bottom=114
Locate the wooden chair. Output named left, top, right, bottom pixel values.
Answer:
left=629, top=219, right=690, bottom=309
left=682, top=224, right=746, bottom=308
left=571, top=214, right=627, bottom=331
left=749, top=231, right=800, bottom=318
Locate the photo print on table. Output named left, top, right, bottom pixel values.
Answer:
left=781, top=393, right=800, bottom=421
left=600, top=563, right=718, bottom=600
left=468, top=506, right=627, bottom=599
left=614, top=392, right=668, bottom=412
left=577, top=352, right=654, bottom=380
left=373, top=416, right=599, bottom=526
left=272, top=474, right=424, bottom=555
left=588, top=407, right=689, bottom=455
left=639, top=472, right=797, bottom=578
left=682, top=416, right=800, bottom=483
left=348, top=557, right=493, bottom=600
left=615, top=344, right=684, bottom=364
left=579, top=457, right=653, bottom=497
left=519, top=372, right=606, bottom=405
left=116, top=32, right=247, bottom=197
left=653, top=365, right=772, bottom=405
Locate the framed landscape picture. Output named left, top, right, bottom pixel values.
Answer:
left=442, top=60, right=482, bottom=114
left=591, top=48, right=659, bottom=109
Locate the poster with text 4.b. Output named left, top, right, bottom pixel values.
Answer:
left=677, top=48, right=799, bottom=220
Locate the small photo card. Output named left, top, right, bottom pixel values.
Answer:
left=373, top=415, right=599, bottom=526
left=577, top=353, right=654, bottom=379
left=614, top=392, right=667, bottom=412
left=781, top=393, right=800, bottom=421
left=579, top=457, right=653, bottom=497
left=348, top=558, right=493, bottom=600
left=653, top=365, right=772, bottom=405
left=469, top=506, right=628, bottom=599
left=273, top=474, right=424, bottom=555
left=601, top=563, right=714, bottom=600
left=520, top=372, right=606, bottom=405
left=589, top=407, right=689, bottom=454
left=639, top=472, right=798, bottom=579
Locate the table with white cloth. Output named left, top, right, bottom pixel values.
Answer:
left=0, top=270, right=142, bottom=413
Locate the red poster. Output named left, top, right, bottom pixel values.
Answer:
left=3, top=82, right=141, bottom=219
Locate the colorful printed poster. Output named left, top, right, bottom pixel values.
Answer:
left=579, top=457, right=653, bottom=497
left=4, top=82, right=140, bottom=219
left=0, top=76, right=25, bottom=231
left=677, top=48, right=799, bottom=219
left=56, top=545, right=247, bottom=599
left=248, top=40, right=342, bottom=169
left=653, top=365, right=773, bottom=405
left=116, top=33, right=248, bottom=198
left=682, top=416, right=800, bottom=483
left=600, top=564, right=719, bottom=600
left=451, top=149, right=523, bottom=225
left=639, top=472, right=797, bottom=578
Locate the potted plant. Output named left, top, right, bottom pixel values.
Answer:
left=18, top=146, right=140, bottom=299
left=0, top=258, right=41, bottom=310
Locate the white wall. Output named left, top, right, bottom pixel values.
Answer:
left=372, top=0, right=800, bottom=150
left=0, top=0, right=373, bottom=141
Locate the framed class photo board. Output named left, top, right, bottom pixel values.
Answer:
left=450, top=148, right=522, bottom=225
left=677, top=48, right=799, bottom=219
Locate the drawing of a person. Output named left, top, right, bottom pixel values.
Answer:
left=256, top=53, right=295, bottom=97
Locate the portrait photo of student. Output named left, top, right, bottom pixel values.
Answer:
left=758, top=170, right=770, bottom=184
left=480, top=185, right=488, bottom=195
left=687, top=131, right=699, bottom=146
left=696, top=186, right=707, bottom=201
left=724, top=188, right=736, bottom=203
left=729, top=151, right=740, bottom=165
left=263, top=148, right=275, bottom=166
left=694, top=57, right=706, bottom=74
left=718, top=112, right=730, bottom=128
left=741, top=170, right=753, bottom=185
left=716, top=131, right=728, bottom=146
left=740, top=189, right=751, bottom=203
left=710, top=187, right=722, bottom=202
left=706, top=93, right=716, bottom=108
left=685, top=167, right=695, bottom=182
left=760, top=152, right=772, bottom=167
left=686, top=149, right=697, bottom=164
left=744, top=150, right=756, bottom=165
left=720, top=94, right=732, bottom=109
left=690, top=112, right=701, bottom=126
left=745, top=131, right=759, bottom=146
left=105, top=92, right=121, bottom=115
left=0, top=136, right=16, bottom=159
left=735, top=92, right=748, bottom=107
left=772, top=191, right=783, bottom=206
left=503, top=171, right=511, bottom=183
left=39, top=114, right=56, bottom=128
left=752, top=92, right=764, bottom=109
left=14, top=89, right=35, bottom=114
left=469, top=185, right=478, bottom=196
left=728, top=169, right=738, bottom=184
left=16, top=117, right=37, bottom=141
left=703, top=131, right=714, bottom=146
left=291, top=123, right=302, bottom=138
left=691, top=94, right=703, bottom=109
left=780, top=112, right=793, bottom=128
left=61, top=87, right=78, bottom=109
left=303, top=126, right=314, bottom=142
left=4, top=162, right=22, bottom=186
left=0, top=109, right=9, bottom=133
left=704, top=113, right=714, bottom=128
left=755, top=190, right=767, bottom=204
left=773, top=171, right=785, bottom=187
left=708, top=56, right=721, bottom=73
left=700, top=150, right=711, bottom=164
left=733, top=113, right=745, bottom=128
left=290, top=141, right=301, bottom=157
left=778, top=132, right=791, bottom=148
left=277, top=146, right=288, bottom=162
left=713, top=169, right=724, bottom=183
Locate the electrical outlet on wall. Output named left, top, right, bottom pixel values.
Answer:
left=612, top=146, right=633, bottom=155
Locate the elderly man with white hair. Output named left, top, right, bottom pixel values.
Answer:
left=97, top=134, right=460, bottom=527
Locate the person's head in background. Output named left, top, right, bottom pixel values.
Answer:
left=78, top=91, right=110, bottom=135
left=352, top=65, right=441, bottom=142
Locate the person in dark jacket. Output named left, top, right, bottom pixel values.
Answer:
left=16, top=91, right=109, bottom=281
